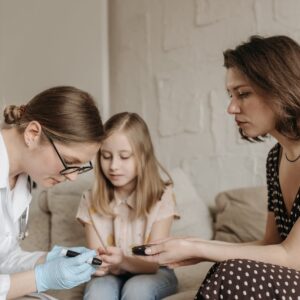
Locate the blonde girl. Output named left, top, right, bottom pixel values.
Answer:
left=77, top=112, right=178, bottom=300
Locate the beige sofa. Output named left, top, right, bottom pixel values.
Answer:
left=21, top=168, right=267, bottom=300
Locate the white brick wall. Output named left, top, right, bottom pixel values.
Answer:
left=109, top=0, right=298, bottom=206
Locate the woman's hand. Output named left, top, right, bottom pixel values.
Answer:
left=143, top=237, right=201, bottom=266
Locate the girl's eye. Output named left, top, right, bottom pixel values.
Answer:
left=121, top=156, right=130, bottom=160
left=101, top=154, right=111, bottom=160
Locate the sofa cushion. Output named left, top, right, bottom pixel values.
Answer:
left=214, top=186, right=268, bottom=243
left=45, top=172, right=94, bottom=248
left=20, top=189, right=50, bottom=251
left=170, top=168, right=213, bottom=239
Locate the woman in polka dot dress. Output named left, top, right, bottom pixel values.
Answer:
left=143, top=35, right=300, bottom=299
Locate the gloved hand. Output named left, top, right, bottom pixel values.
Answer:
left=46, top=245, right=92, bottom=262
left=35, top=250, right=97, bottom=292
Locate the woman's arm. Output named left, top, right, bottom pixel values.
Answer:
left=146, top=212, right=300, bottom=270
left=186, top=211, right=282, bottom=246
left=7, top=270, right=36, bottom=299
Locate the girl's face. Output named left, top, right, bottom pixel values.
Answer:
left=100, top=132, right=137, bottom=193
left=226, top=67, right=277, bottom=138
left=27, top=139, right=100, bottom=188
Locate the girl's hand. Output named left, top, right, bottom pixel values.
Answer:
left=92, top=250, right=109, bottom=277
left=93, top=266, right=109, bottom=277
left=93, top=246, right=125, bottom=276
left=100, top=246, right=124, bottom=268
left=143, top=237, right=199, bottom=266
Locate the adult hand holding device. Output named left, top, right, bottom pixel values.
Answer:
left=136, top=238, right=199, bottom=267
left=132, top=244, right=153, bottom=256
left=46, top=245, right=92, bottom=262
left=35, top=250, right=97, bottom=292
left=61, top=249, right=102, bottom=266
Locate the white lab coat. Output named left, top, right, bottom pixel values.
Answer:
left=0, top=132, right=44, bottom=299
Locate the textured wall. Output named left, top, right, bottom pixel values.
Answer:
left=0, top=0, right=109, bottom=117
left=109, top=0, right=299, bottom=206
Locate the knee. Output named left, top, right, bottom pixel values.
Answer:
left=122, top=278, right=154, bottom=300
left=84, top=276, right=120, bottom=300
left=121, top=270, right=177, bottom=300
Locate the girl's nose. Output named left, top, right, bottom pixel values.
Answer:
left=110, top=157, right=119, bottom=170
left=227, top=97, right=241, bottom=115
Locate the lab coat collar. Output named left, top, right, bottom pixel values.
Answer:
left=0, top=131, right=9, bottom=189
left=9, top=173, right=32, bottom=222
left=0, top=131, right=32, bottom=220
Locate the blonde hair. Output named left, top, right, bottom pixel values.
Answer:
left=92, top=112, right=172, bottom=218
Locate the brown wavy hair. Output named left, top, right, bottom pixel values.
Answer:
left=224, top=35, right=300, bottom=141
left=92, top=112, right=172, bottom=218
left=3, top=86, right=103, bottom=143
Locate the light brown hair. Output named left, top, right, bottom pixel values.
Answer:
left=224, top=35, right=300, bottom=141
left=3, top=86, right=103, bottom=143
left=92, top=112, right=172, bottom=218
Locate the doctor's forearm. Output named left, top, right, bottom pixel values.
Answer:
left=7, top=270, right=37, bottom=299
left=35, top=253, right=47, bottom=265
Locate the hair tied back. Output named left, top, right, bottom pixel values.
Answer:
left=20, top=105, right=27, bottom=115
left=3, top=104, right=27, bottom=125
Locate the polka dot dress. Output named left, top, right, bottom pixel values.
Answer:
left=195, top=259, right=300, bottom=300
left=195, top=144, right=300, bottom=300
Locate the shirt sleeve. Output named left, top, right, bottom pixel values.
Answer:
left=76, top=190, right=93, bottom=226
left=0, top=275, right=10, bottom=300
left=0, top=244, right=45, bottom=274
left=155, top=185, right=180, bottom=222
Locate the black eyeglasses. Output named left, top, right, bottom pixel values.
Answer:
left=45, top=133, right=93, bottom=175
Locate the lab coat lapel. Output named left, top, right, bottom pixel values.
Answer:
left=10, top=174, right=32, bottom=222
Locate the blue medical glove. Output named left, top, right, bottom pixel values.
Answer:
left=46, top=245, right=92, bottom=262
left=35, top=250, right=97, bottom=292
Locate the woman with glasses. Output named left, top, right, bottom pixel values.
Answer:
left=0, top=86, right=103, bottom=299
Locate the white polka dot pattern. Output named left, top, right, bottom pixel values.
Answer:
left=267, top=144, right=300, bottom=239
left=195, top=259, right=300, bottom=299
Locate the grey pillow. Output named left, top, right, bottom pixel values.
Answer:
left=214, top=186, right=268, bottom=243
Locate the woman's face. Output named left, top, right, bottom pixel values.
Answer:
left=100, top=131, right=137, bottom=194
left=226, top=67, right=277, bottom=138
left=27, top=139, right=100, bottom=187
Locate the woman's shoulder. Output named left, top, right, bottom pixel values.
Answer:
left=159, top=183, right=175, bottom=202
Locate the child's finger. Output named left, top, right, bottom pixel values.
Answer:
left=94, top=267, right=109, bottom=277
left=97, top=247, right=107, bottom=255
left=100, top=254, right=115, bottom=264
